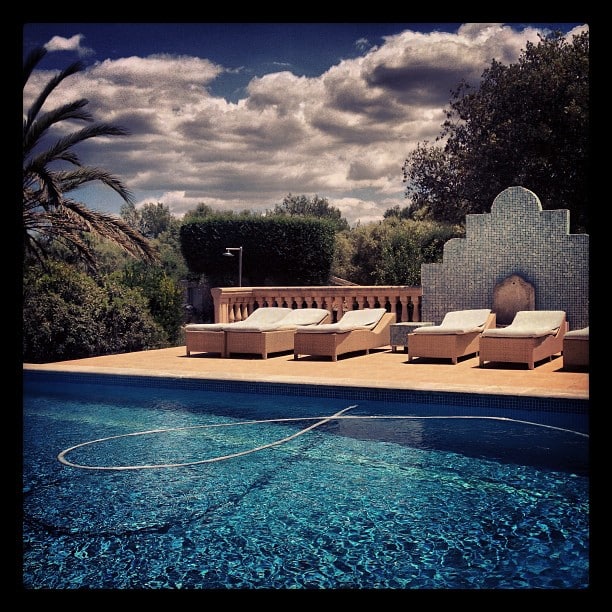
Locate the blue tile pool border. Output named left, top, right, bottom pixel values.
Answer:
left=23, top=369, right=588, bottom=416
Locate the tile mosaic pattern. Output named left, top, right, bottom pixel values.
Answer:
left=421, top=187, right=589, bottom=330
left=24, top=370, right=588, bottom=420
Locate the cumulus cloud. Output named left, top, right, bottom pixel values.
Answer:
left=44, top=34, right=94, bottom=58
left=24, top=24, right=588, bottom=227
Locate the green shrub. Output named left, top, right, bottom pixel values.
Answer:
left=341, top=219, right=464, bottom=285
left=23, top=261, right=166, bottom=363
left=116, top=261, right=184, bottom=344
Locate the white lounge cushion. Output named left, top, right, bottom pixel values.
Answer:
left=481, top=310, right=566, bottom=338
left=236, top=306, right=293, bottom=324
left=412, top=309, right=491, bottom=335
left=185, top=323, right=225, bottom=331
left=187, top=307, right=292, bottom=333
left=338, top=308, right=387, bottom=328
left=295, top=308, right=387, bottom=334
left=564, top=326, right=589, bottom=340
left=226, top=308, right=330, bottom=333
left=275, top=308, right=330, bottom=328
left=222, top=307, right=293, bottom=332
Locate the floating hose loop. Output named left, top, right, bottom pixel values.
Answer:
left=57, top=405, right=356, bottom=471
left=57, top=409, right=588, bottom=472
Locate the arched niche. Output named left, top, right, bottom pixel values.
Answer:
left=492, top=274, right=535, bottom=326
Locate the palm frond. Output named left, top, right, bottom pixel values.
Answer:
left=24, top=51, right=85, bottom=133
left=23, top=46, right=158, bottom=270
left=25, top=220, right=98, bottom=271
left=57, top=167, right=135, bottom=204
left=62, top=200, right=158, bottom=262
left=23, top=47, right=47, bottom=87
left=23, top=165, right=64, bottom=211
left=29, top=124, right=131, bottom=171
left=23, top=99, right=92, bottom=156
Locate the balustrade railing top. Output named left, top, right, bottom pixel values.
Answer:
left=211, top=286, right=422, bottom=324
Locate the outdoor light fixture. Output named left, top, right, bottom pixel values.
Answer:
left=223, top=246, right=243, bottom=286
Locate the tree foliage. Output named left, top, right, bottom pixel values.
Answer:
left=383, top=204, right=420, bottom=221
left=402, top=30, right=589, bottom=233
left=23, top=47, right=158, bottom=269
left=272, top=193, right=349, bottom=231
left=333, top=218, right=464, bottom=286
left=119, top=201, right=191, bottom=280
left=120, top=201, right=175, bottom=238
left=182, top=202, right=215, bottom=223
left=115, top=261, right=184, bottom=344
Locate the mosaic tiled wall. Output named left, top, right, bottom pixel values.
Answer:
left=421, top=186, right=589, bottom=330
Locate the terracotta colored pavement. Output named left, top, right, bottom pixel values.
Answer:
left=24, top=344, right=589, bottom=400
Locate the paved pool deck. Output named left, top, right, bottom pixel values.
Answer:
left=23, top=344, right=589, bottom=401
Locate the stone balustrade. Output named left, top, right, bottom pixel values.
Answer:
left=211, top=286, right=423, bottom=323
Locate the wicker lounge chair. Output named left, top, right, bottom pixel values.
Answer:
left=225, top=308, right=331, bottom=359
left=293, top=308, right=395, bottom=361
left=185, top=307, right=292, bottom=357
left=479, top=310, right=567, bottom=370
left=563, top=326, right=589, bottom=369
left=407, top=309, right=496, bottom=364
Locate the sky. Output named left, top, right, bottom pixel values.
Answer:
left=22, top=22, right=588, bottom=227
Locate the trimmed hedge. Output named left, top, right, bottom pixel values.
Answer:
left=180, top=216, right=335, bottom=286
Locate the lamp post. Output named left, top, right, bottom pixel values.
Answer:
left=223, top=246, right=243, bottom=287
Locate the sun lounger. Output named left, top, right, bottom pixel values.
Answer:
left=293, top=308, right=395, bottom=361
left=185, top=307, right=292, bottom=357
left=407, top=309, right=496, bottom=364
left=479, top=310, right=567, bottom=369
left=563, top=326, right=589, bottom=369
left=225, top=308, right=331, bottom=359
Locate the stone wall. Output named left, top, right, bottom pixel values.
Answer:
left=420, top=186, right=589, bottom=330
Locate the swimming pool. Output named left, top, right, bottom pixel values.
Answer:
left=22, top=371, right=589, bottom=590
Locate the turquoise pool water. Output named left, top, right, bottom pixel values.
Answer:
left=22, top=372, right=589, bottom=590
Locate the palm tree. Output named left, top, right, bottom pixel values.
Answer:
left=23, top=47, right=158, bottom=269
